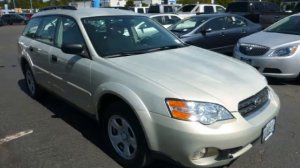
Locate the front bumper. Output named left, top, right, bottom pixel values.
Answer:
left=234, top=49, right=300, bottom=79
left=149, top=87, right=280, bottom=168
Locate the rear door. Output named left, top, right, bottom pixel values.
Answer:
left=28, top=16, right=59, bottom=87
left=50, top=16, right=92, bottom=111
left=224, top=16, right=249, bottom=53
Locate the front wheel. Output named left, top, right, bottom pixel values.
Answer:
left=103, top=102, right=151, bottom=168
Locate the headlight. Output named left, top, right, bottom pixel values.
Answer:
left=268, top=45, right=298, bottom=57
left=165, top=99, right=234, bottom=125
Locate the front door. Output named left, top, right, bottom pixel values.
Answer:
left=50, top=16, right=92, bottom=112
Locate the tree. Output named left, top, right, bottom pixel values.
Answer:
left=125, top=0, right=134, bottom=8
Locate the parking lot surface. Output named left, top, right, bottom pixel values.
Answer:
left=0, top=25, right=300, bottom=168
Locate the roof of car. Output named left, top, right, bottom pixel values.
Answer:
left=190, top=13, right=240, bottom=19
left=143, top=13, right=181, bottom=17
left=33, top=8, right=138, bottom=19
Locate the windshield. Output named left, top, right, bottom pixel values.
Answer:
left=169, top=17, right=209, bottom=33
left=82, top=16, right=185, bottom=57
left=265, top=16, right=300, bottom=35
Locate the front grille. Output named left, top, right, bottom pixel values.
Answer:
left=239, top=44, right=269, bottom=56
left=239, top=88, right=269, bottom=117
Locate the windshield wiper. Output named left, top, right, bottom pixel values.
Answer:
left=105, top=45, right=187, bottom=58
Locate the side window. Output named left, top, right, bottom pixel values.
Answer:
left=56, top=17, right=84, bottom=48
left=22, top=18, right=42, bottom=38
left=152, top=16, right=164, bottom=25
left=204, top=6, right=214, bottom=14
left=137, top=8, right=144, bottom=13
left=225, top=16, right=247, bottom=29
left=164, top=6, right=173, bottom=13
left=165, top=16, right=181, bottom=25
left=36, top=16, right=58, bottom=45
left=203, top=17, right=225, bottom=31
left=216, top=6, right=225, bottom=13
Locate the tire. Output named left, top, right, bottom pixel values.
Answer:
left=24, top=64, right=43, bottom=99
left=103, top=101, right=151, bottom=168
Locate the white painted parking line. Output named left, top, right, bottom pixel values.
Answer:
left=0, top=129, right=33, bottom=145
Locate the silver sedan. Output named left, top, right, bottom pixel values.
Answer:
left=234, top=14, right=300, bottom=81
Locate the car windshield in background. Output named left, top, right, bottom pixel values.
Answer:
left=82, top=16, right=185, bottom=57
left=265, top=16, right=300, bottom=35
left=169, top=17, right=209, bottom=33
left=226, top=2, right=249, bottom=12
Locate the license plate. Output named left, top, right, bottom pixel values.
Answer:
left=262, top=119, right=276, bottom=143
left=240, top=57, right=252, bottom=64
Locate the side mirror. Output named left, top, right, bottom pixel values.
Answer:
left=62, top=43, right=84, bottom=55
left=200, top=28, right=212, bottom=35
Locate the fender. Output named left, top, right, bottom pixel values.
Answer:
left=93, top=82, right=159, bottom=150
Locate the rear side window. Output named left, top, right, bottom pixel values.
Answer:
left=177, top=5, right=196, bottom=13
left=152, top=16, right=164, bottom=25
left=148, top=6, right=160, bottom=13
left=216, top=6, right=225, bottom=13
left=35, top=16, right=58, bottom=45
left=225, top=16, right=247, bottom=29
left=137, top=8, right=144, bottom=13
left=23, top=18, right=41, bottom=38
left=164, top=6, right=173, bottom=13
left=165, top=16, right=181, bottom=25
left=204, top=6, right=214, bottom=14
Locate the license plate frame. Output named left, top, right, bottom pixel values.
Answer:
left=261, top=118, right=276, bottom=143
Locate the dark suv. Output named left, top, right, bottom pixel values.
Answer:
left=1, top=13, right=28, bottom=25
left=226, top=1, right=290, bottom=28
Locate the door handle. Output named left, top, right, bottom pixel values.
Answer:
left=220, top=32, right=225, bottom=36
left=29, top=46, right=34, bottom=52
left=241, top=29, right=247, bottom=34
left=51, top=55, right=58, bottom=63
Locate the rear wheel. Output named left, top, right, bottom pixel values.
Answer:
left=103, top=101, right=151, bottom=168
left=24, top=64, right=43, bottom=99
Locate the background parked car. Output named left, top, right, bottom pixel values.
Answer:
left=146, top=13, right=182, bottom=28
left=0, top=16, right=4, bottom=26
left=176, top=4, right=226, bottom=18
left=234, top=14, right=300, bottom=81
left=130, top=6, right=149, bottom=14
left=226, top=1, right=295, bottom=28
left=1, top=13, right=28, bottom=25
left=148, top=4, right=180, bottom=13
left=280, top=0, right=300, bottom=13
left=20, top=13, right=33, bottom=21
left=169, top=14, right=261, bottom=54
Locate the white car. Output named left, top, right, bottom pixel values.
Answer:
left=176, top=4, right=226, bottom=18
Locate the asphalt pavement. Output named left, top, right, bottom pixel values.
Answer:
left=0, top=25, right=300, bottom=168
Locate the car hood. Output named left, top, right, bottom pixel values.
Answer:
left=108, top=46, right=267, bottom=111
left=239, top=31, right=300, bottom=48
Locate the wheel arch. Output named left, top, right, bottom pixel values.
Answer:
left=94, top=82, right=157, bottom=150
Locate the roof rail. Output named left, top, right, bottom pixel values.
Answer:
left=39, top=6, right=77, bottom=12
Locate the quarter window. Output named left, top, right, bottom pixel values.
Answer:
left=36, top=16, right=58, bottom=45
left=56, top=17, right=84, bottom=48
